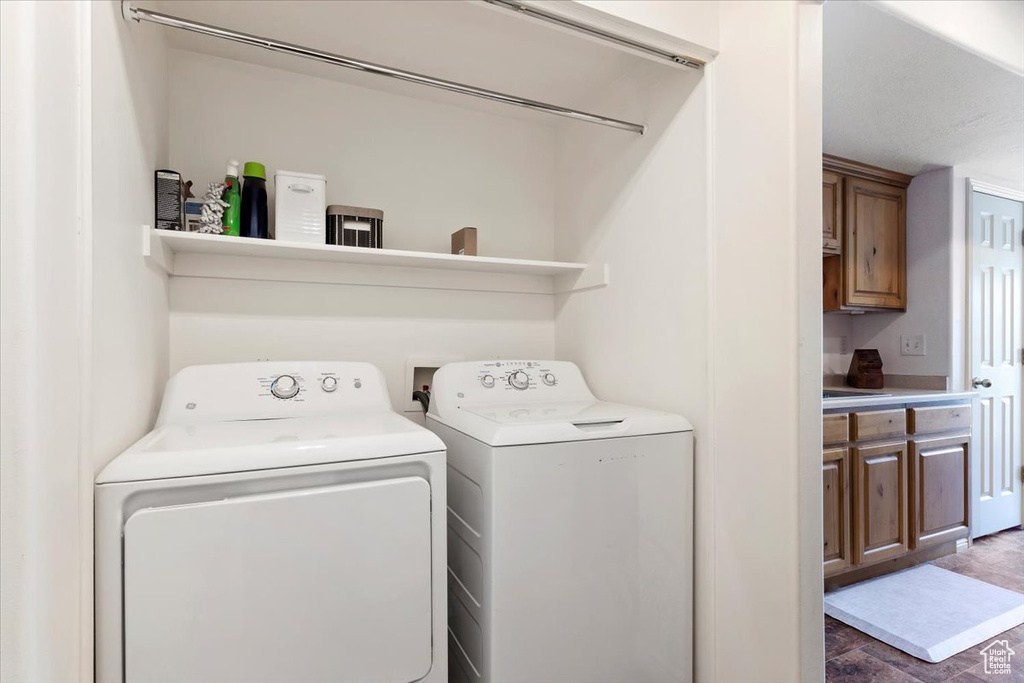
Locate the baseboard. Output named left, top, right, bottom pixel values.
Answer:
left=824, top=541, right=957, bottom=592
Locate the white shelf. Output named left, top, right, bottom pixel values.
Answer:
left=142, top=227, right=607, bottom=295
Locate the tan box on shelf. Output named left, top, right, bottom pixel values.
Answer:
left=451, top=227, right=477, bottom=256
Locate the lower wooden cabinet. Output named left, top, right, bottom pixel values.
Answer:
left=853, top=440, right=909, bottom=567
left=909, top=434, right=970, bottom=549
left=823, top=447, right=852, bottom=576
left=822, top=405, right=971, bottom=583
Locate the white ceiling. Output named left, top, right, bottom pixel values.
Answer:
left=823, top=1, right=1024, bottom=185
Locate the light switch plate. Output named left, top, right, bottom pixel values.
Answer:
left=901, top=334, right=926, bottom=356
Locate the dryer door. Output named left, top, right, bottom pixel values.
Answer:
left=123, top=477, right=432, bottom=683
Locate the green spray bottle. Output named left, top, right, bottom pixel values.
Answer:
left=221, top=160, right=241, bottom=236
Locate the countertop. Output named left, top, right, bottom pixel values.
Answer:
left=822, top=387, right=977, bottom=411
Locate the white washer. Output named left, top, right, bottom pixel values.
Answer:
left=95, top=362, right=447, bottom=683
left=426, top=360, right=694, bottom=683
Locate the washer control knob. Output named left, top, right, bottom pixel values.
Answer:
left=508, top=370, right=530, bottom=390
left=541, top=372, right=556, bottom=386
left=480, top=374, right=496, bottom=388
left=321, top=376, right=338, bottom=393
left=271, top=375, right=299, bottom=399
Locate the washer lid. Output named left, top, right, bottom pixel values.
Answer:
left=436, top=400, right=692, bottom=447
left=96, top=411, right=444, bottom=484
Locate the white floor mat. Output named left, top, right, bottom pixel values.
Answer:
left=824, top=564, right=1024, bottom=663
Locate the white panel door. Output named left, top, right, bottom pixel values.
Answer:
left=124, top=477, right=433, bottom=683
left=970, top=191, right=1023, bottom=537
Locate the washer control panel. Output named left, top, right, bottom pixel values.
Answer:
left=430, top=360, right=595, bottom=417
left=156, top=361, right=392, bottom=425
left=472, top=361, right=558, bottom=393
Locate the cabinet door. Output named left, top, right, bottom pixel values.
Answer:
left=853, top=441, right=909, bottom=566
left=909, top=435, right=970, bottom=549
left=844, top=178, right=906, bottom=309
left=822, top=171, right=843, bottom=254
left=823, top=447, right=852, bottom=576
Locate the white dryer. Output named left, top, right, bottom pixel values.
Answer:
left=95, top=362, right=447, bottom=683
left=426, top=360, right=694, bottom=683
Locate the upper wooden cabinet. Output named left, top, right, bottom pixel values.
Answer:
left=844, top=177, right=907, bottom=308
left=822, top=155, right=911, bottom=312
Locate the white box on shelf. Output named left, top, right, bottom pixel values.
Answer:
left=274, top=170, right=326, bottom=244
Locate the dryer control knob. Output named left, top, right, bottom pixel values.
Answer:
left=509, top=370, right=530, bottom=390
left=480, top=374, right=496, bottom=388
left=321, top=376, right=338, bottom=393
left=271, top=374, right=300, bottom=399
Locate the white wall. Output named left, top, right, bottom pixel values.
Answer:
left=90, top=0, right=170, bottom=473
left=169, top=281, right=555, bottom=419
left=553, top=67, right=707, bottom=419
left=823, top=314, right=853, bottom=376
left=167, top=50, right=556, bottom=260
left=166, top=51, right=560, bottom=412
left=709, top=2, right=822, bottom=680
left=558, top=2, right=824, bottom=681
left=1, top=2, right=88, bottom=680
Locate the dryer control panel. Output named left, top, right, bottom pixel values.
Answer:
left=156, top=362, right=392, bottom=425
left=429, top=360, right=596, bottom=419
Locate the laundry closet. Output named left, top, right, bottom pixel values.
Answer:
left=33, top=1, right=821, bottom=681
left=93, top=0, right=711, bottom=460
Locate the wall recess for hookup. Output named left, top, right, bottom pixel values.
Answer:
left=404, top=356, right=462, bottom=415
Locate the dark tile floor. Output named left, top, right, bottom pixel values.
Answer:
left=825, top=528, right=1024, bottom=683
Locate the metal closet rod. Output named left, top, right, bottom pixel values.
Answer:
left=122, top=2, right=647, bottom=135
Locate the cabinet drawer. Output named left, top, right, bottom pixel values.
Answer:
left=823, top=414, right=849, bottom=445
left=851, top=409, right=906, bottom=441
left=908, top=405, right=971, bottom=435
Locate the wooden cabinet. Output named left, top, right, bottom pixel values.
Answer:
left=823, top=447, right=852, bottom=576
left=822, top=172, right=843, bottom=255
left=850, top=409, right=906, bottom=441
left=908, top=405, right=971, bottom=435
left=910, top=434, right=970, bottom=549
left=853, top=440, right=909, bottom=566
left=823, top=414, right=849, bottom=446
left=822, top=155, right=911, bottom=313
left=823, top=402, right=971, bottom=585
left=844, top=177, right=907, bottom=309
